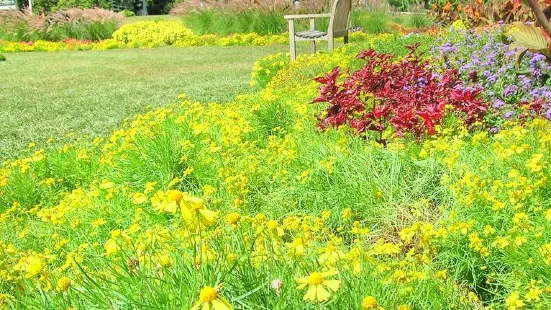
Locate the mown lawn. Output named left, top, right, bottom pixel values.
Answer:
left=0, top=45, right=288, bottom=159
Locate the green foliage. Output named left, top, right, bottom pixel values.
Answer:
left=407, top=13, right=432, bottom=28
left=147, top=0, right=174, bottom=15
left=390, top=0, right=411, bottom=11
left=31, top=0, right=58, bottom=13
left=0, top=9, right=122, bottom=42
left=43, top=21, right=119, bottom=40
left=121, top=9, right=136, bottom=17
left=509, top=22, right=551, bottom=70
left=0, top=54, right=5, bottom=61
left=351, top=10, right=391, bottom=34
left=55, top=0, right=110, bottom=10
left=182, top=9, right=288, bottom=36
left=182, top=8, right=431, bottom=37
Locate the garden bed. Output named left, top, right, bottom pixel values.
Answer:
left=2, top=21, right=551, bottom=308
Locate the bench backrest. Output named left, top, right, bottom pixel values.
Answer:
left=329, top=0, right=351, bottom=37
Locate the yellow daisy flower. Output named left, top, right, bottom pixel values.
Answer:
left=295, top=269, right=340, bottom=302
left=191, top=286, right=232, bottom=310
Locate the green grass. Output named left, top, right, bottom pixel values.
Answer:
left=0, top=45, right=290, bottom=160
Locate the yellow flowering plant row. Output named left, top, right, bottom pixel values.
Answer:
left=0, top=21, right=380, bottom=53
left=1, top=32, right=550, bottom=309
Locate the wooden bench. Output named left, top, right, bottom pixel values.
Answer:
left=284, top=0, right=352, bottom=60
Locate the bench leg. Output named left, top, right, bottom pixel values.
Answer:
left=288, top=20, right=296, bottom=60
left=328, top=38, right=334, bottom=52
left=310, top=40, right=316, bottom=54
left=344, top=35, right=349, bottom=44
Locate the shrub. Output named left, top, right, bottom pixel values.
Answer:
left=121, top=9, right=136, bottom=17
left=313, top=45, right=487, bottom=142
left=112, top=20, right=196, bottom=46
left=0, top=54, right=5, bottom=61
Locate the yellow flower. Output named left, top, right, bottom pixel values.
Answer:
left=361, top=296, right=377, bottom=309
left=144, top=181, right=157, bottom=193
left=545, top=208, right=551, bottom=221
left=505, top=292, right=524, bottom=310
left=295, top=269, right=340, bottom=302
left=56, top=277, right=72, bottom=292
left=131, top=192, right=148, bottom=204
left=342, top=208, right=352, bottom=220
left=104, top=229, right=121, bottom=256
left=525, top=287, right=542, bottom=302
left=151, top=190, right=184, bottom=213
left=397, top=306, right=411, bottom=310
left=13, top=254, right=44, bottom=278
left=180, top=195, right=217, bottom=229
left=190, top=286, right=232, bottom=310
left=225, top=212, right=241, bottom=225
left=92, top=218, right=106, bottom=228
left=436, top=269, right=448, bottom=280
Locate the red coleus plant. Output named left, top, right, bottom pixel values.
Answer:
left=312, top=45, right=488, bottom=142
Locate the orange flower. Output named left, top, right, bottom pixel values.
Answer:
left=443, top=2, right=452, bottom=13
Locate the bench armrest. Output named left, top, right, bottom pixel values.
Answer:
left=284, top=13, right=331, bottom=20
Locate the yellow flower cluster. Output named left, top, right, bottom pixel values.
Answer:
left=112, top=21, right=196, bottom=46
left=418, top=119, right=551, bottom=308
left=0, top=21, right=292, bottom=53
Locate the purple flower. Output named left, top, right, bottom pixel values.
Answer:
left=503, top=85, right=518, bottom=97
left=504, top=111, right=514, bottom=119
left=493, top=99, right=505, bottom=108
left=440, top=42, right=457, bottom=54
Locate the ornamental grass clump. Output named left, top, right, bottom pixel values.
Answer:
left=313, top=44, right=487, bottom=142
left=0, top=9, right=43, bottom=41
left=42, top=8, right=123, bottom=41
left=0, top=8, right=122, bottom=41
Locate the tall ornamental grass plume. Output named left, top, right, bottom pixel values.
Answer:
left=176, top=0, right=331, bottom=35
left=0, top=8, right=122, bottom=41
left=44, top=8, right=123, bottom=26
left=171, top=0, right=329, bottom=15
left=43, top=8, right=123, bottom=41
left=0, top=9, right=43, bottom=41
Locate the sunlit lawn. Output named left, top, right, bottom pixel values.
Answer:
left=0, top=45, right=289, bottom=159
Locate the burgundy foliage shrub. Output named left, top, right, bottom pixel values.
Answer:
left=312, top=44, right=488, bottom=142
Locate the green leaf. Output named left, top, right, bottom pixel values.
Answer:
left=509, top=22, right=549, bottom=52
